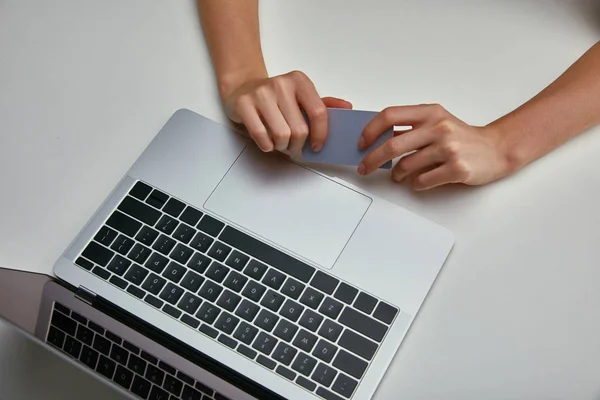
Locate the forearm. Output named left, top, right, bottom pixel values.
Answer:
left=197, top=0, right=268, bottom=99
left=489, top=41, right=600, bottom=172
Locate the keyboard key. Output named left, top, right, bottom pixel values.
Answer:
left=76, top=325, right=94, bottom=347
left=149, top=385, right=169, bottom=400
left=162, top=261, right=186, bottom=284
left=182, top=384, right=203, bottom=400
left=136, top=226, right=160, bottom=248
left=142, top=273, right=167, bottom=295
left=118, top=196, right=161, bottom=226
left=198, top=280, right=223, bottom=302
left=88, top=321, right=105, bottom=335
left=82, top=241, right=114, bottom=267
left=131, top=375, right=152, bottom=399
left=156, top=215, right=179, bottom=235
left=163, top=198, right=186, bottom=218
left=208, top=241, right=232, bottom=262
left=319, top=297, right=343, bottom=320
left=256, top=354, right=276, bottom=370
left=171, top=243, right=194, bottom=264
left=63, top=336, right=82, bottom=358
left=196, top=303, right=221, bottom=324
left=334, top=283, right=358, bottom=305
left=124, top=264, right=149, bottom=285
left=180, top=206, right=203, bottom=226
left=178, top=292, right=203, bottom=314
left=254, top=309, right=279, bottom=332
left=281, top=278, right=305, bottom=300
left=51, top=310, right=77, bottom=336
left=146, top=189, right=169, bottom=209
left=273, top=319, right=298, bottom=342
left=276, top=365, right=296, bottom=381
left=159, top=360, right=176, bottom=375
left=173, top=224, right=196, bottom=244
left=260, top=290, right=285, bottom=312
left=145, top=364, right=165, bottom=386
left=94, top=226, right=118, bottom=247
left=218, top=334, right=238, bottom=349
left=312, top=363, right=337, bottom=388
left=189, top=232, right=213, bottom=253
left=299, top=309, right=323, bottom=332
left=333, top=350, right=367, bottom=380
left=105, top=330, right=122, bottom=344
left=107, top=255, right=131, bottom=276
left=216, top=290, right=241, bottom=312
left=197, top=215, right=224, bottom=237
left=339, top=329, right=377, bottom=361
left=252, top=331, right=278, bottom=355
left=80, top=345, right=99, bottom=370
left=205, top=262, right=230, bottom=283
left=187, top=252, right=212, bottom=274
left=313, top=339, right=337, bottom=363
left=92, top=266, right=111, bottom=280
left=310, top=271, right=339, bottom=295
left=293, top=329, right=318, bottom=353
left=373, top=302, right=399, bottom=325
left=145, top=295, right=164, bottom=309
left=225, top=250, right=249, bottom=271
left=279, top=299, right=304, bottom=322
left=177, top=371, right=194, bottom=386
left=152, top=234, right=177, bottom=255
left=223, top=270, right=248, bottom=293
left=53, top=303, right=70, bottom=315
left=181, top=314, right=201, bottom=329
left=163, top=374, right=184, bottom=396
left=180, top=270, right=204, bottom=293
left=128, top=243, right=152, bottom=264
left=111, top=234, right=135, bottom=255
left=127, top=354, right=147, bottom=375
left=243, top=259, right=268, bottom=280
left=127, top=285, right=145, bottom=299
left=106, top=211, right=142, bottom=238
left=241, top=280, right=266, bottom=302
left=318, top=319, right=343, bottom=342
left=214, top=312, right=239, bottom=335
left=145, top=252, right=168, bottom=273
left=316, top=387, right=344, bottom=400
left=237, top=344, right=257, bottom=359
left=272, top=342, right=297, bottom=366
left=353, top=292, right=378, bottom=315
left=92, top=336, right=112, bottom=355
left=291, top=352, right=317, bottom=377
left=47, top=326, right=65, bottom=348
left=75, top=257, right=94, bottom=271
left=199, top=324, right=219, bottom=339
left=332, top=373, right=358, bottom=399
left=163, top=303, right=183, bottom=318
left=129, top=181, right=153, bottom=201
left=234, top=299, right=260, bottom=322
left=233, top=322, right=259, bottom=345
left=141, top=351, right=158, bottom=365
left=159, top=283, right=184, bottom=305
left=338, top=307, right=387, bottom=342
left=220, top=226, right=316, bottom=283
left=296, top=375, right=317, bottom=392
left=97, top=355, right=116, bottom=379
left=262, top=268, right=286, bottom=290
left=123, top=341, right=140, bottom=354
left=114, top=365, right=134, bottom=389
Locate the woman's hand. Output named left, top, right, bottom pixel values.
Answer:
left=358, top=104, right=513, bottom=190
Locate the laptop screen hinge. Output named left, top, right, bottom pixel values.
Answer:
left=75, top=285, right=97, bottom=306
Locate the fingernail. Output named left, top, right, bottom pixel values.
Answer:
left=311, top=143, right=322, bottom=152
left=392, top=172, right=404, bottom=182
left=358, top=163, right=366, bottom=175
left=358, top=137, right=366, bottom=149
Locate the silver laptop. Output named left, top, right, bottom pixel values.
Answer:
left=7, top=109, right=454, bottom=400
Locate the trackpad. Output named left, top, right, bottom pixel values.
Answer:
left=204, top=147, right=371, bottom=269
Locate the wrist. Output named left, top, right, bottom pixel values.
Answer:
left=484, top=120, right=529, bottom=175
left=217, top=64, right=268, bottom=101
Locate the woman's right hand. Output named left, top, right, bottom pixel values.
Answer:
left=222, top=70, right=352, bottom=154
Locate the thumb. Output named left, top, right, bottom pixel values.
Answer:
left=322, top=96, right=353, bottom=109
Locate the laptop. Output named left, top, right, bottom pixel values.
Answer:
left=2, top=109, right=454, bottom=400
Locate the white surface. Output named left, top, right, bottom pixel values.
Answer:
left=1, top=0, right=600, bottom=399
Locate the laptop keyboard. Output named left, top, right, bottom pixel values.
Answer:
left=75, top=181, right=400, bottom=400
left=46, top=301, right=227, bottom=400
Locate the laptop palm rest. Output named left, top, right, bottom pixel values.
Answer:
left=204, top=146, right=372, bottom=269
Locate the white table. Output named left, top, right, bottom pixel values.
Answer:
left=1, top=1, right=600, bottom=399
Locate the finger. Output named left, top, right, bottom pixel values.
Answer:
left=296, top=83, right=328, bottom=152
left=322, top=96, right=353, bottom=109
left=358, top=128, right=435, bottom=175
left=391, top=146, right=444, bottom=182
left=412, top=164, right=458, bottom=191
left=360, top=105, right=441, bottom=150
left=236, top=101, right=274, bottom=152
left=278, top=95, right=310, bottom=153
left=257, top=98, right=291, bottom=151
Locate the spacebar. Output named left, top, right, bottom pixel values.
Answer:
left=219, top=226, right=316, bottom=283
